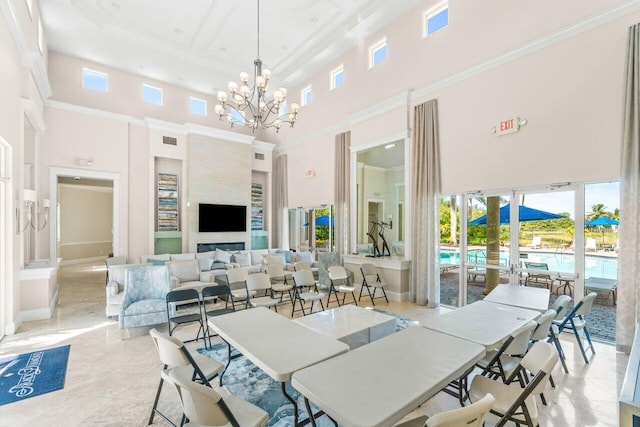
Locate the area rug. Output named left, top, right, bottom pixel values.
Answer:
left=0, top=345, right=70, bottom=406
left=199, top=310, right=414, bottom=426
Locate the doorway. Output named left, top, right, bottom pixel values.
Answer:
left=49, top=167, right=120, bottom=264
left=0, top=137, right=11, bottom=341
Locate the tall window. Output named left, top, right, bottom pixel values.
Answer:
left=142, top=84, right=163, bottom=106
left=330, top=65, right=344, bottom=90
left=189, top=97, right=207, bottom=116
left=424, top=2, right=449, bottom=37
left=82, top=68, right=108, bottom=93
left=301, top=85, right=313, bottom=106
left=369, top=38, right=387, bottom=68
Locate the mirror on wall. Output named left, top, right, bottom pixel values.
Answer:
left=356, top=140, right=405, bottom=256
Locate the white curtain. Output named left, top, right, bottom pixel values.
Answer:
left=334, top=132, right=351, bottom=255
left=617, top=23, right=640, bottom=353
left=273, top=154, right=288, bottom=249
left=410, top=100, right=441, bottom=307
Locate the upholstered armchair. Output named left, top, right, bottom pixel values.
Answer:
left=119, top=265, right=172, bottom=337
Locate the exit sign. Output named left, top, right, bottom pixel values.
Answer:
left=495, top=117, right=521, bottom=136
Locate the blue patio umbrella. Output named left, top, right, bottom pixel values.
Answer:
left=315, top=215, right=334, bottom=226
left=469, top=203, right=562, bottom=226
left=303, top=215, right=335, bottom=226
left=585, top=217, right=619, bottom=226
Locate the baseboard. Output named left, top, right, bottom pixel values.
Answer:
left=385, top=290, right=410, bottom=302
left=20, top=290, right=59, bottom=323
left=59, top=256, right=106, bottom=266
left=4, top=317, right=21, bottom=335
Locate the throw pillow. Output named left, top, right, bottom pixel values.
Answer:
left=198, top=258, right=214, bottom=271
left=263, top=253, right=286, bottom=266
left=276, top=249, right=292, bottom=263
left=233, top=252, right=251, bottom=267
left=148, top=258, right=167, bottom=266
left=296, top=251, right=314, bottom=265
left=215, top=249, right=232, bottom=264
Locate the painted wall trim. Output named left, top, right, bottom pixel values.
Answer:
left=410, top=0, right=640, bottom=104
left=58, top=240, right=112, bottom=247
left=280, top=0, right=640, bottom=151
left=350, top=130, right=409, bottom=153
left=19, top=290, right=58, bottom=322
left=0, top=0, right=52, bottom=100
left=45, top=99, right=133, bottom=122
left=21, top=98, right=46, bottom=135
left=252, top=139, right=276, bottom=151
left=145, top=118, right=189, bottom=135
left=59, top=256, right=105, bottom=266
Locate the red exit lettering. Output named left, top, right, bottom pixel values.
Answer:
left=500, top=119, right=514, bottom=131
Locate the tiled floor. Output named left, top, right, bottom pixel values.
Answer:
left=0, top=262, right=626, bottom=426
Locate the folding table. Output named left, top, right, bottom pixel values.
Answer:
left=207, top=307, right=349, bottom=426
left=420, top=300, right=540, bottom=349
left=483, top=284, right=550, bottom=312
left=291, top=327, right=485, bottom=427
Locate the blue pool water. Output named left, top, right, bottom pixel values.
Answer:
left=440, top=250, right=618, bottom=280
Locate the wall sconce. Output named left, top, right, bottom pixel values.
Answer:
left=16, top=191, right=49, bottom=234
left=16, top=189, right=36, bottom=234
left=37, top=198, right=50, bottom=231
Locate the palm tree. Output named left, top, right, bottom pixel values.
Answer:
left=586, top=203, right=607, bottom=221
left=450, top=195, right=457, bottom=245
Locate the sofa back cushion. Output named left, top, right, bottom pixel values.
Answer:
left=197, top=258, right=214, bottom=271
left=276, top=249, right=293, bottom=263
left=140, top=253, right=171, bottom=263
left=168, top=259, right=200, bottom=283
left=170, top=253, right=196, bottom=261
left=263, top=253, right=286, bottom=266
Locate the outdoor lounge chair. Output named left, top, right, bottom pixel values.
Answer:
left=585, top=237, right=597, bottom=252
left=523, top=262, right=553, bottom=289
left=526, top=236, right=542, bottom=249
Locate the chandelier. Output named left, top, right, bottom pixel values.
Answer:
left=214, top=0, right=299, bottom=132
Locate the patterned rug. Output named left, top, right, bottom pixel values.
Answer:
left=0, top=345, right=70, bottom=406
left=199, top=310, right=414, bottom=426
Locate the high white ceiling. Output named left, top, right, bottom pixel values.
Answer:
left=40, top=0, right=424, bottom=97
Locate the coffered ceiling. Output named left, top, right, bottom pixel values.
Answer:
left=40, top=0, right=424, bottom=97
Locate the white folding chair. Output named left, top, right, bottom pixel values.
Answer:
left=245, top=273, right=279, bottom=311
left=476, top=320, right=537, bottom=384
left=225, top=268, right=254, bottom=309
left=359, top=263, right=389, bottom=306
left=264, top=263, right=293, bottom=305
left=291, top=270, right=326, bottom=317
left=554, top=292, right=597, bottom=364
left=327, top=265, right=357, bottom=307
left=148, top=329, right=223, bottom=427
left=469, top=341, right=558, bottom=427
left=169, top=365, right=268, bottom=427
left=395, top=393, right=496, bottom=427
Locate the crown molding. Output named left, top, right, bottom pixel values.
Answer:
left=145, top=118, right=188, bottom=135
left=45, top=99, right=133, bottom=122
left=348, top=90, right=409, bottom=126
left=1, top=0, right=52, bottom=100
left=252, top=139, right=276, bottom=151
left=185, top=122, right=254, bottom=144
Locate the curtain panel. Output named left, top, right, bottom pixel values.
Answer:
left=410, top=99, right=441, bottom=307
left=334, top=132, right=351, bottom=255
left=273, top=154, right=288, bottom=249
left=617, top=23, right=640, bottom=353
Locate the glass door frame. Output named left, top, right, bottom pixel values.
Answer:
left=459, top=184, right=585, bottom=306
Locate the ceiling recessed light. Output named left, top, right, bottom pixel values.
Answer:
left=173, top=28, right=182, bottom=34
left=385, top=143, right=396, bottom=149
left=73, top=176, right=81, bottom=180
left=281, top=45, right=288, bottom=50
left=310, top=16, right=319, bottom=23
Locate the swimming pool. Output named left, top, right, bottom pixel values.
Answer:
left=439, top=250, right=618, bottom=280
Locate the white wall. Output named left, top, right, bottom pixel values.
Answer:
left=274, top=0, right=634, bottom=201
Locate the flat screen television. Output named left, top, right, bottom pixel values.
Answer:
left=198, top=204, right=247, bottom=232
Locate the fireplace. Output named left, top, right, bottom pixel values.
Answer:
left=197, top=242, right=246, bottom=252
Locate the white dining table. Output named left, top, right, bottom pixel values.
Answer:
left=207, top=307, right=349, bottom=426
left=420, top=300, right=540, bottom=349
left=483, top=284, right=550, bottom=312
left=291, top=326, right=485, bottom=427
